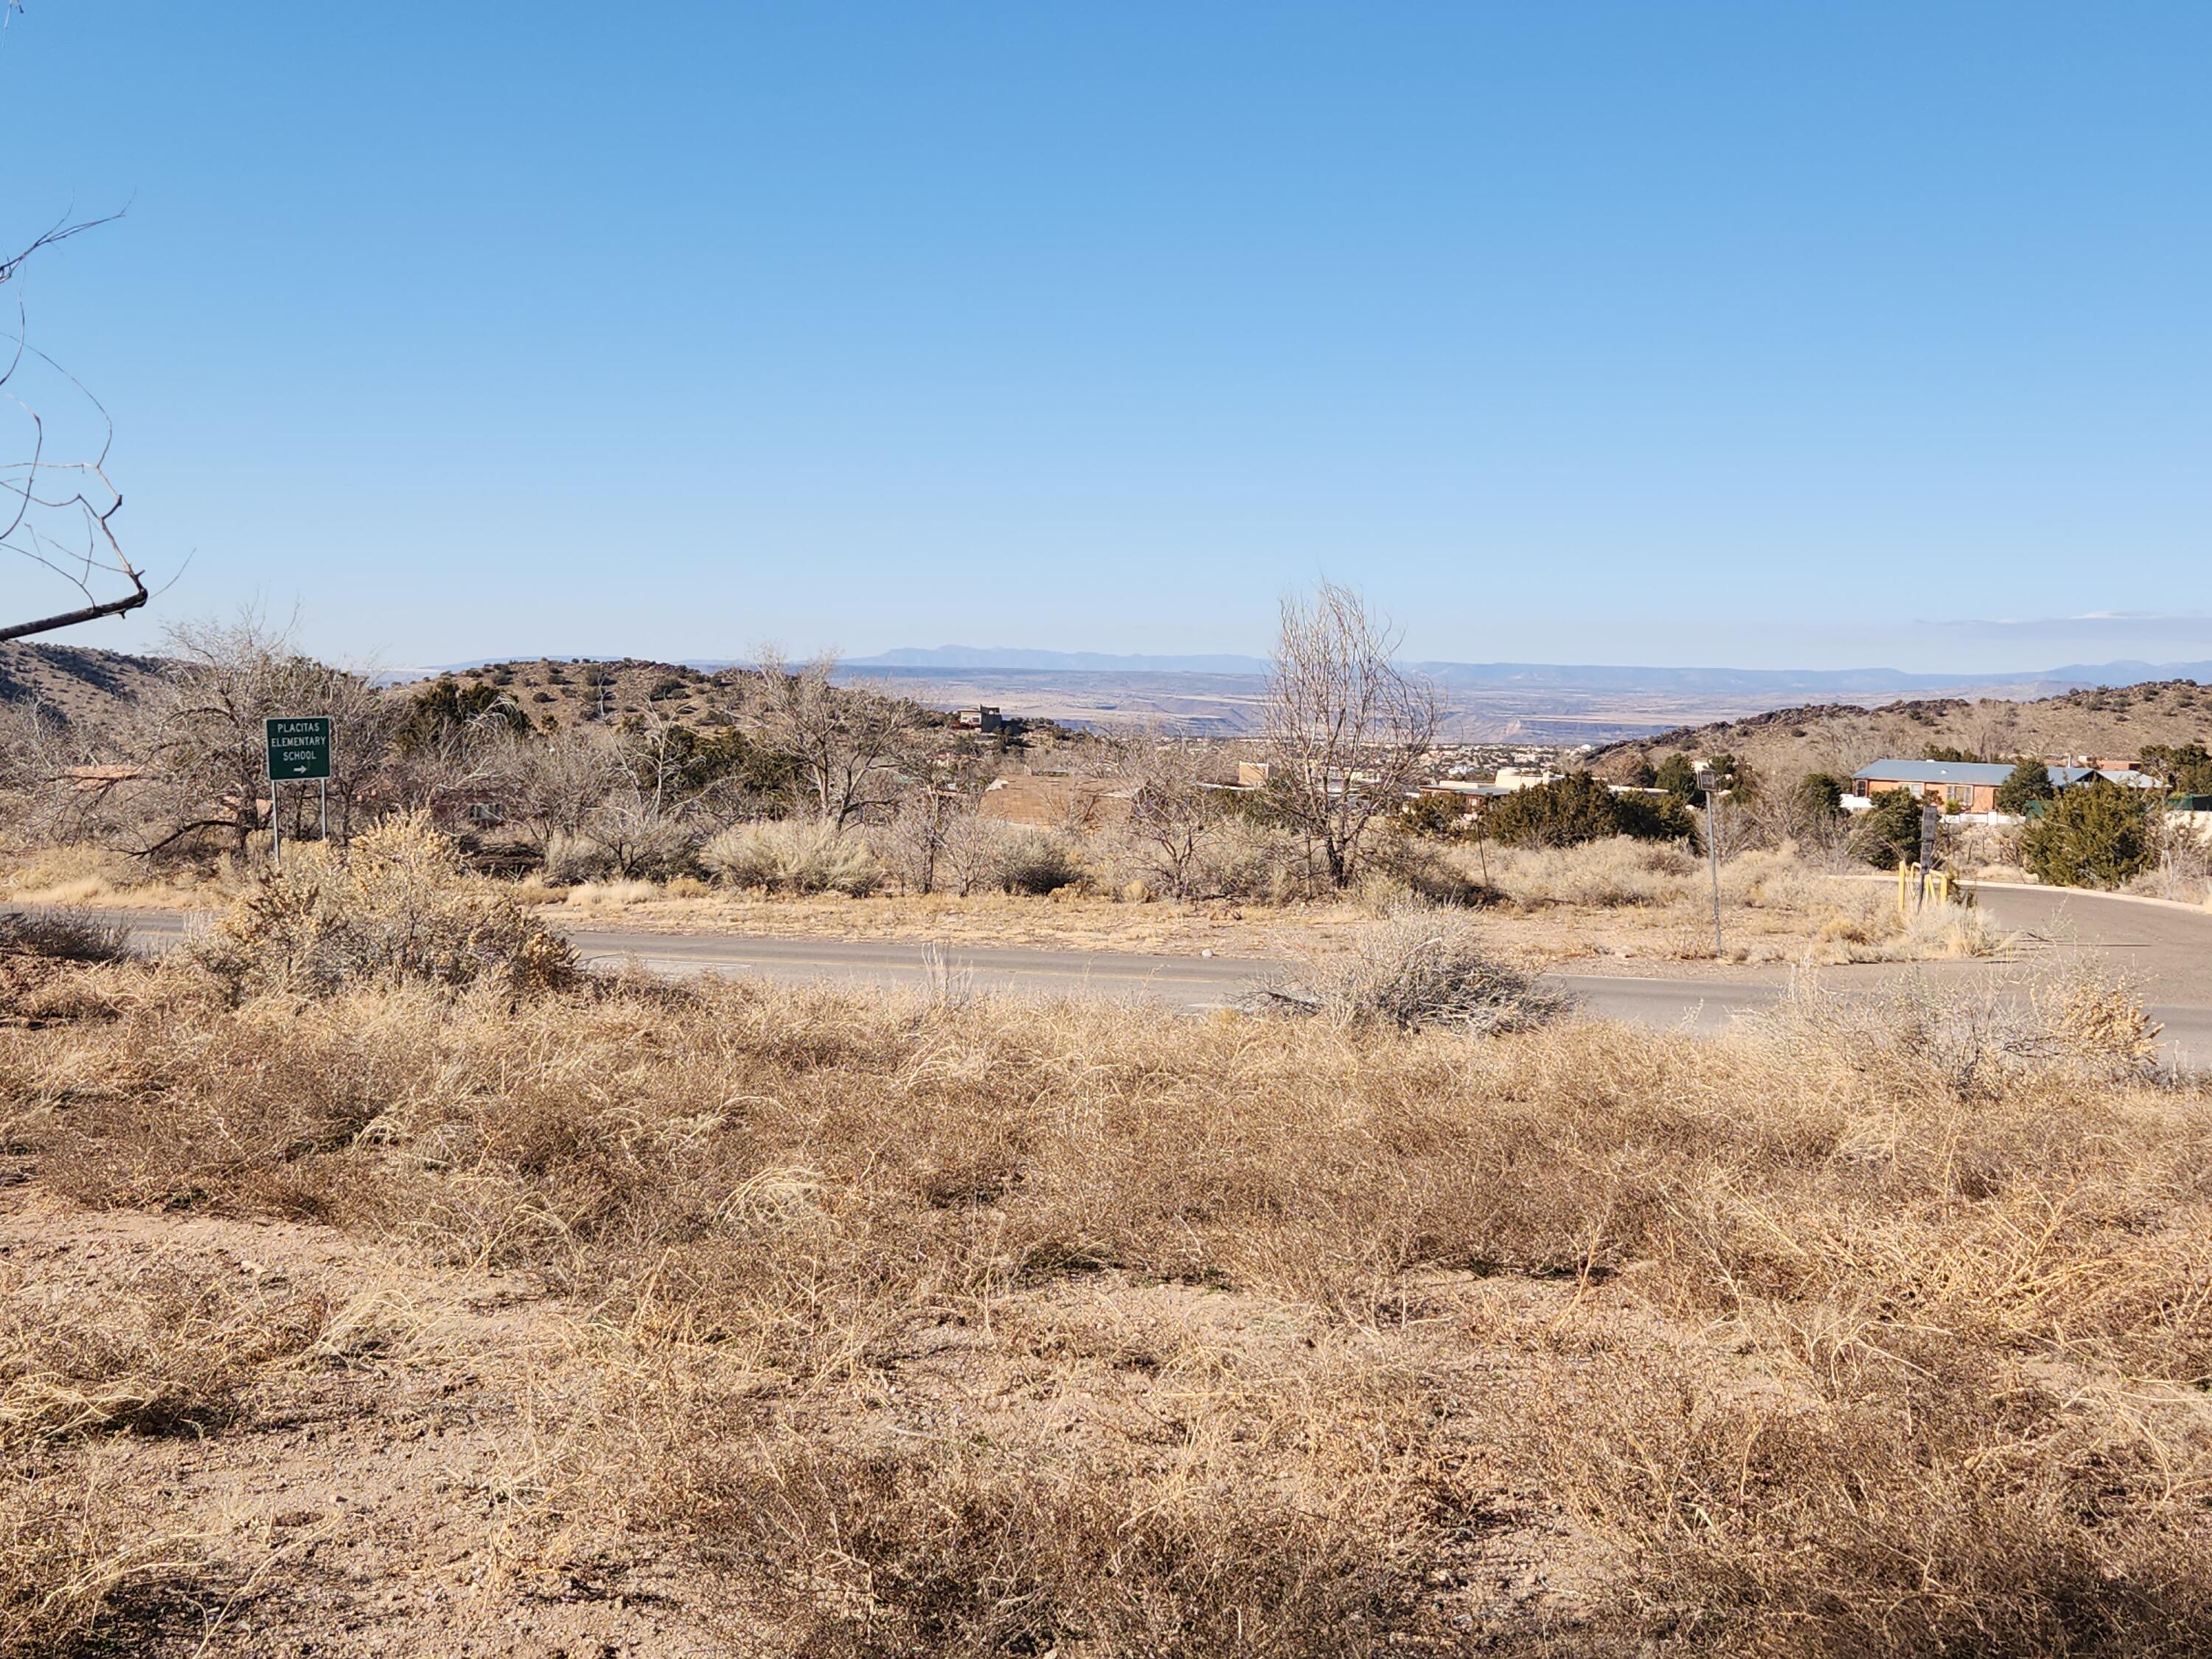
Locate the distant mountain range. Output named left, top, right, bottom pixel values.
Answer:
left=844, top=648, right=2212, bottom=696
left=16, top=639, right=2210, bottom=748
left=846, top=646, right=1272, bottom=675
left=406, top=647, right=2212, bottom=693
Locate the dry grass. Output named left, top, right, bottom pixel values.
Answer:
left=1, top=931, right=2209, bottom=1652
left=1259, top=902, right=1572, bottom=1034
left=10, top=829, right=2023, bottom=976
left=536, top=840, right=2012, bottom=971
left=0, top=1263, right=340, bottom=1655
left=562, top=876, right=661, bottom=909
left=189, top=814, right=576, bottom=998
left=0, top=837, right=209, bottom=911
left=0, top=906, right=133, bottom=965
left=1467, top=838, right=2016, bottom=964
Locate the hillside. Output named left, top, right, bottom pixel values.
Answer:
left=1589, top=679, right=2212, bottom=785
left=0, top=641, right=171, bottom=728
left=417, top=657, right=750, bottom=729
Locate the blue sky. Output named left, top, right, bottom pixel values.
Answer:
left=6, top=2, right=2207, bottom=671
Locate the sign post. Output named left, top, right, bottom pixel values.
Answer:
left=1916, top=800, right=1940, bottom=911
left=1696, top=767, right=1724, bottom=958
left=264, top=717, right=333, bottom=871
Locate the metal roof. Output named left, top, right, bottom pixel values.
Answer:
left=1851, top=759, right=2101, bottom=787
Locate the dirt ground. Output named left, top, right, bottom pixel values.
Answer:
left=0, top=1179, right=764, bottom=1656
left=0, top=1175, right=1636, bottom=1655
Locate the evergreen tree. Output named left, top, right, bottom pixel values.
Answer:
left=1849, top=787, right=1927, bottom=869
left=1993, top=755, right=2056, bottom=816
left=2021, top=781, right=2159, bottom=888
left=1652, top=754, right=1699, bottom=800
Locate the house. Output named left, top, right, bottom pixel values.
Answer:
left=1851, top=759, right=2104, bottom=813
left=954, top=706, right=1004, bottom=733
left=1492, top=766, right=1561, bottom=791
left=1415, top=781, right=1514, bottom=818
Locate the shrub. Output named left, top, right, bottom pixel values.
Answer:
left=994, top=828, right=1083, bottom=895
left=1994, top=755, right=2056, bottom=816
left=1486, top=773, right=1622, bottom=848
left=1489, top=835, right=1697, bottom=908
left=0, top=907, right=133, bottom=964
left=1795, top=772, right=1846, bottom=815
left=2141, top=741, right=2212, bottom=795
left=1362, top=838, right=1503, bottom=908
left=542, top=830, right=615, bottom=886
left=1487, top=773, right=1693, bottom=849
left=1259, top=905, right=1570, bottom=1034
left=700, top=820, right=884, bottom=896
left=1761, top=959, right=2161, bottom=1099
left=1395, top=792, right=1472, bottom=839
left=396, top=678, right=529, bottom=751
left=2022, top=781, right=2160, bottom=889
left=1652, top=753, right=1699, bottom=799
left=583, top=810, right=700, bottom=881
left=1850, top=786, right=1928, bottom=869
left=1187, top=819, right=1316, bottom=902
left=190, top=813, right=576, bottom=998
left=1612, top=789, right=1699, bottom=843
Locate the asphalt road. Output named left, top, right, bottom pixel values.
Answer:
left=86, top=882, right=2212, bottom=1065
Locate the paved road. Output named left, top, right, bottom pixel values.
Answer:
left=1969, top=883, right=2212, bottom=1006
left=84, top=888, right=2212, bottom=1065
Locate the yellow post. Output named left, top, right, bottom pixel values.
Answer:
left=1897, top=858, right=1910, bottom=919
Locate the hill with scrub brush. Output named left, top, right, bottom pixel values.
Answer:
left=1590, top=679, right=2212, bottom=785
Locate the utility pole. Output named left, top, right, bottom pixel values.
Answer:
left=1697, top=766, right=1724, bottom=957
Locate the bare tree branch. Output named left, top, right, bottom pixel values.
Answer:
left=0, top=66, right=145, bottom=641
left=1262, top=582, right=1439, bottom=887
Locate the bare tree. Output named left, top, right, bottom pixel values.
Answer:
left=0, top=697, right=116, bottom=844
left=748, top=647, right=922, bottom=830
left=0, top=215, right=148, bottom=642
left=1113, top=728, right=1222, bottom=898
left=1262, top=582, right=1439, bottom=887
left=129, top=614, right=394, bottom=858
left=0, top=0, right=147, bottom=646
left=509, top=726, right=627, bottom=859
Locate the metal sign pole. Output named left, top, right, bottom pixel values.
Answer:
left=1697, top=768, right=1723, bottom=957
left=1917, top=801, right=1938, bottom=910
left=263, top=715, right=334, bottom=869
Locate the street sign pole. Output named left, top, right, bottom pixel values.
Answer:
left=1917, top=800, right=1939, bottom=911
left=1697, top=768, right=1724, bottom=958
left=264, top=716, right=335, bottom=872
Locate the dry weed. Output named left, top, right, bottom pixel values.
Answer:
left=4, top=945, right=2211, bottom=1652
left=189, top=813, right=575, bottom=998
left=1259, top=903, right=1570, bottom=1034
left=0, top=1265, right=336, bottom=1654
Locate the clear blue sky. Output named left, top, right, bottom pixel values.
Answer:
left=8, top=2, right=2208, bottom=671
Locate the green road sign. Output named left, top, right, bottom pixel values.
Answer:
left=265, top=716, right=333, bottom=781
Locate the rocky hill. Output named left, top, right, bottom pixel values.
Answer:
left=0, top=641, right=172, bottom=728
left=1588, top=680, right=2212, bottom=785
